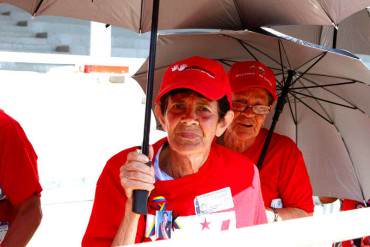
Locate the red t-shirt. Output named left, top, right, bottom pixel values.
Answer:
left=82, top=138, right=267, bottom=247
left=244, top=128, right=314, bottom=213
left=0, top=109, right=42, bottom=222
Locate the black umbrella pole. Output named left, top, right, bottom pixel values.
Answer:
left=333, top=28, right=338, bottom=49
left=133, top=0, right=160, bottom=215
left=257, top=70, right=295, bottom=170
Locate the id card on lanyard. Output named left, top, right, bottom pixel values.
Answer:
left=194, top=187, right=234, bottom=215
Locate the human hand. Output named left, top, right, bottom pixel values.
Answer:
left=120, top=146, right=155, bottom=199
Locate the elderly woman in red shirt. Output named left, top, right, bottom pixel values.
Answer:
left=219, top=61, right=314, bottom=222
left=82, top=56, right=267, bottom=247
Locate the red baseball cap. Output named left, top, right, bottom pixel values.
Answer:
left=155, top=56, right=232, bottom=107
left=228, top=61, right=277, bottom=102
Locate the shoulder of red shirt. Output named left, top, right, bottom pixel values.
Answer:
left=212, top=141, right=256, bottom=189
left=260, top=128, right=301, bottom=151
left=0, top=109, right=21, bottom=131
left=213, top=140, right=255, bottom=169
left=103, top=137, right=255, bottom=188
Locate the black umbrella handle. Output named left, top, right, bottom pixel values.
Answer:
left=132, top=190, right=149, bottom=214
left=132, top=160, right=152, bottom=214
left=132, top=0, right=160, bottom=215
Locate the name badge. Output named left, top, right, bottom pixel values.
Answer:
left=194, top=187, right=234, bottom=215
left=0, top=222, right=8, bottom=243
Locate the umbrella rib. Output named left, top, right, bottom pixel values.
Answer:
left=294, top=79, right=335, bottom=123
left=299, top=76, right=366, bottom=114
left=278, top=40, right=286, bottom=83
left=280, top=39, right=293, bottom=69
left=295, top=79, right=334, bottom=119
left=291, top=52, right=327, bottom=86
left=135, top=64, right=169, bottom=77
left=294, top=97, right=298, bottom=143
left=232, top=0, right=245, bottom=28
left=292, top=81, right=356, bottom=90
left=287, top=94, right=298, bottom=144
left=293, top=52, right=326, bottom=72
left=269, top=66, right=287, bottom=71
left=224, top=34, right=284, bottom=68
left=291, top=90, right=334, bottom=123
left=34, top=0, right=45, bottom=14
left=331, top=125, right=366, bottom=201
left=289, top=93, right=333, bottom=124
left=300, top=72, right=368, bottom=84
left=286, top=95, right=298, bottom=126
left=286, top=95, right=300, bottom=143
left=218, top=59, right=233, bottom=67
left=139, top=0, right=144, bottom=33
left=237, top=39, right=258, bottom=61
left=290, top=91, right=357, bottom=110
left=317, top=0, right=337, bottom=26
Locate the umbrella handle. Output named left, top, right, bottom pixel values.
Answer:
left=132, top=160, right=152, bottom=214
left=133, top=190, right=149, bottom=214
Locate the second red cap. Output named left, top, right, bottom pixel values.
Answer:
left=228, top=60, right=277, bottom=101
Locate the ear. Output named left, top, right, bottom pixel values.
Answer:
left=154, top=104, right=167, bottom=132
left=215, top=110, right=234, bottom=137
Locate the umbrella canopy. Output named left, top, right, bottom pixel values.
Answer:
left=273, top=7, right=370, bottom=55
left=1, top=0, right=370, bottom=32
left=133, top=30, right=370, bottom=202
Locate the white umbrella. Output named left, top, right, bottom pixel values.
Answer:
left=134, top=30, right=370, bottom=202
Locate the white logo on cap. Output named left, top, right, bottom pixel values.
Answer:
left=235, top=65, right=273, bottom=87
left=171, top=64, right=215, bottom=79
left=171, top=64, right=188, bottom=72
left=235, top=72, right=255, bottom=78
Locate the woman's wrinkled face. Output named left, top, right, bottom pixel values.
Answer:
left=226, top=87, right=270, bottom=142
left=159, top=92, right=222, bottom=155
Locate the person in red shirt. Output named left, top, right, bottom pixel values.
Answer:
left=82, top=56, right=267, bottom=247
left=219, top=60, right=314, bottom=222
left=0, top=109, right=42, bottom=247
